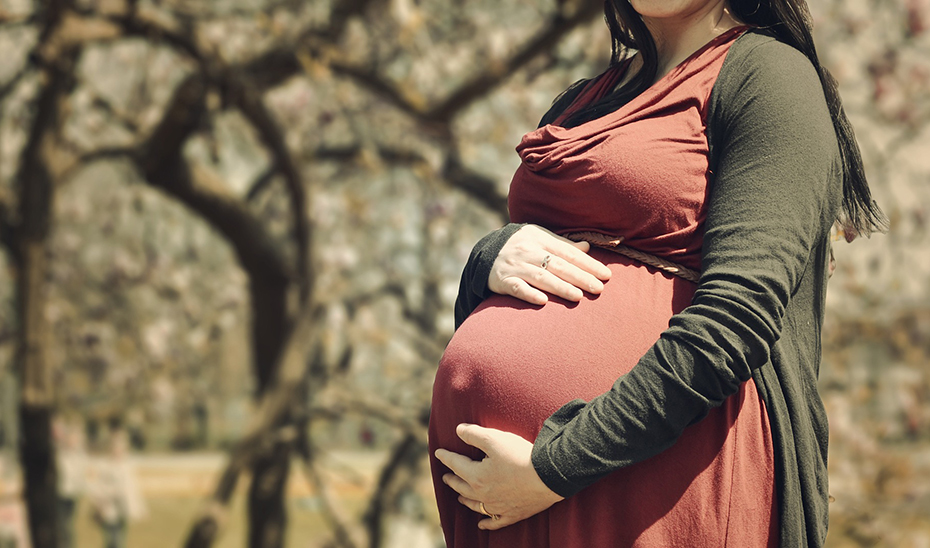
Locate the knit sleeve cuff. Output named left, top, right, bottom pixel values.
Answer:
left=453, top=223, right=525, bottom=328
left=531, top=398, right=590, bottom=498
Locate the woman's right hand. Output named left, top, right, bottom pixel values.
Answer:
left=488, top=224, right=612, bottom=305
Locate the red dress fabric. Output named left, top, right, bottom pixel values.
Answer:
left=430, top=28, right=777, bottom=547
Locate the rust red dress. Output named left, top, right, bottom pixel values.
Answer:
left=430, top=28, right=778, bottom=547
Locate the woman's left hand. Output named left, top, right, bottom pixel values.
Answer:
left=434, top=423, right=564, bottom=530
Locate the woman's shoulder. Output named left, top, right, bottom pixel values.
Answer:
left=723, top=28, right=820, bottom=87
left=710, top=28, right=829, bottom=122
left=706, top=27, right=838, bottom=171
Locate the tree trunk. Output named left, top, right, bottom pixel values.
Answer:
left=248, top=449, right=290, bottom=548
left=137, top=66, right=302, bottom=548
left=182, top=467, right=240, bottom=548
left=18, top=406, right=57, bottom=548
left=13, top=6, right=77, bottom=539
left=183, top=307, right=319, bottom=548
left=15, top=95, right=63, bottom=548
left=15, top=155, right=60, bottom=548
left=247, top=277, right=291, bottom=548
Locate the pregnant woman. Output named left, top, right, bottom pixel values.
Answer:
left=429, top=0, right=885, bottom=546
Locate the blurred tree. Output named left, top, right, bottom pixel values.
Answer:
left=3, top=1, right=603, bottom=546
left=0, top=0, right=927, bottom=547
left=1, top=0, right=98, bottom=545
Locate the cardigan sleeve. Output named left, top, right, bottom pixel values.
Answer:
left=530, top=36, right=842, bottom=496
left=454, top=223, right=526, bottom=329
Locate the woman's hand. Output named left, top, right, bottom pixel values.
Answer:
left=489, top=225, right=612, bottom=305
left=434, top=424, right=564, bottom=531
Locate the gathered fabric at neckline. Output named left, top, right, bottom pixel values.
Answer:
left=542, top=25, right=753, bottom=137
left=517, top=25, right=752, bottom=175
left=507, top=25, right=752, bottom=272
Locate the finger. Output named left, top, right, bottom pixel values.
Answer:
left=500, top=276, right=548, bottom=306
left=457, top=496, right=510, bottom=530
left=536, top=257, right=604, bottom=299
left=434, top=448, right=481, bottom=481
left=572, top=239, right=591, bottom=252
left=456, top=423, right=496, bottom=455
left=478, top=515, right=514, bottom=531
left=526, top=226, right=610, bottom=281
left=498, top=266, right=587, bottom=303
left=456, top=495, right=488, bottom=516
left=442, top=473, right=479, bottom=500
left=547, top=238, right=612, bottom=282
left=518, top=263, right=584, bottom=301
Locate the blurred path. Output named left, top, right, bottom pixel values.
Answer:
left=131, top=450, right=388, bottom=498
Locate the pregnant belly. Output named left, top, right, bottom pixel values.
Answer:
left=431, top=249, right=696, bottom=446
left=429, top=250, right=777, bottom=547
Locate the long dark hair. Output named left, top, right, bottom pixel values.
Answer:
left=558, top=0, right=886, bottom=236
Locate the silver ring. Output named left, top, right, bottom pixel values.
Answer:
left=541, top=254, right=551, bottom=269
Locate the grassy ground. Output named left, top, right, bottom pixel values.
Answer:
left=75, top=495, right=335, bottom=548
left=72, top=450, right=440, bottom=548
left=65, top=449, right=930, bottom=548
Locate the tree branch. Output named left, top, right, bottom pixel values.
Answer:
left=310, top=386, right=427, bottom=441
left=184, top=303, right=321, bottom=548
left=313, top=144, right=509, bottom=221
left=244, top=0, right=598, bottom=127
left=441, top=153, right=509, bottom=221
left=108, top=9, right=312, bottom=301
left=0, top=199, right=16, bottom=264
left=100, top=0, right=597, bottom=130
left=0, top=10, right=37, bottom=26
left=298, top=451, right=361, bottom=548
left=245, top=164, right=278, bottom=202
left=327, top=61, right=427, bottom=118
left=237, top=0, right=385, bottom=91
left=362, top=433, right=425, bottom=548
left=76, top=146, right=137, bottom=165
left=313, top=145, right=425, bottom=165
left=316, top=0, right=385, bottom=43
left=89, top=94, right=140, bottom=134
left=220, top=67, right=312, bottom=302
left=0, top=66, right=31, bottom=103
left=103, top=11, right=204, bottom=66
left=150, top=0, right=306, bottom=20
left=135, top=74, right=291, bottom=283
left=57, top=146, right=138, bottom=182
left=422, top=2, right=602, bottom=123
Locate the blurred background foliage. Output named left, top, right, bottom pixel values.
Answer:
left=0, top=0, right=927, bottom=547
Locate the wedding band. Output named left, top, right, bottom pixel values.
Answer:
left=541, top=254, right=551, bottom=269
left=478, top=502, right=501, bottom=520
